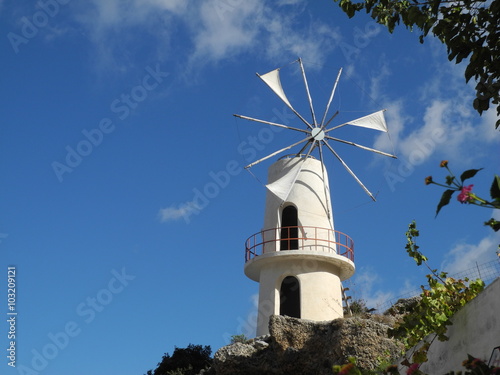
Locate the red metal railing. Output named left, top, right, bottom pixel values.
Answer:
left=245, top=226, right=354, bottom=263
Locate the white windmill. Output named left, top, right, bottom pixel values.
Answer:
left=235, top=58, right=396, bottom=337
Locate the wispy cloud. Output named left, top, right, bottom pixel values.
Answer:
left=68, top=0, right=339, bottom=72
left=186, top=0, right=339, bottom=68
left=158, top=201, right=199, bottom=223
left=261, top=10, right=340, bottom=67
left=372, top=100, right=409, bottom=156
left=70, top=0, right=187, bottom=72
left=399, top=100, right=458, bottom=162
left=188, top=0, right=264, bottom=62
left=441, top=211, right=500, bottom=275
left=81, top=0, right=187, bottom=28
left=442, top=234, right=499, bottom=276
left=373, top=84, right=499, bottom=167
left=368, top=58, right=391, bottom=101
left=348, top=267, right=395, bottom=309
left=368, top=36, right=499, bottom=167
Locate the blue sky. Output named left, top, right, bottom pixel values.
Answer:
left=1, top=1, right=499, bottom=374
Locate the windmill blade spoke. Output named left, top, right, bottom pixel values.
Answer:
left=325, top=121, right=348, bottom=133
left=298, top=58, right=317, bottom=126
left=245, top=136, right=311, bottom=169
left=325, top=136, right=397, bottom=158
left=323, top=110, right=340, bottom=129
left=233, top=114, right=309, bottom=134
left=303, top=138, right=317, bottom=159
left=296, top=139, right=313, bottom=156
left=320, top=68, right=343, bottom=127
left=323, top=141, right=376, bottom=201
left=318, top=140, right=325, bottom=166
left=288, top=105, right=314, bottom=130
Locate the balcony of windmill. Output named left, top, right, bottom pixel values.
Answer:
left=245, top=226, right=354, bottom=263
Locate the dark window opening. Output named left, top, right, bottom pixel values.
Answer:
left=280, top=205, right=298, bottom=250
left=280, top=276, right=300, bottom=318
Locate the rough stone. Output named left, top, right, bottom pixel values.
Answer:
left=253, top=340, right=269, bottom=350
left=210, top=315, right=404, bottom=375
left=384, top=297, right=421, bottom=317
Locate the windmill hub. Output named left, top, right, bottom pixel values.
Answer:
left=311, top=127, right=325, bottom=141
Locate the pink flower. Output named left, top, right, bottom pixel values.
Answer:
left=457, top=185, right=474, bottom=203
left=407, top=363, right=420, bottom=375
left=338, top=363, right=354, bottom=375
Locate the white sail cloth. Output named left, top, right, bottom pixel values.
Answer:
left=345, top=110, right=387, bottom=132
left=265, top=159, right=303, bottom=202
left=258, top=68, right=388, bottom=133
left=257, top=69, right=294, bottom=110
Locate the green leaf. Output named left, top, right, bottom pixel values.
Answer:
left=484, top=218, right=500, bottom=231
left=490, top=175, right=500, bottom=200
left=436, top=189, right=455, bottom=216
left=460, top=168, right=483, bottom=183
left=412, top=345, right=429, bottom=363
left=465, top=60, right=477, bottom=82
left=333, top=0, right=500, bottom=131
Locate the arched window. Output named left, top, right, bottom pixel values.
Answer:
left=280, top=205, right=298, bottom=250
left=280, top=276, right=300, bottom=318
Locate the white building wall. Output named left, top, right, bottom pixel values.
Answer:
left=263, top=157, right=334, bottom=234
left=419, top=277, right=500, bottom=374
left=300, top=268, right=343, bottom=320
left=254, top=257, right=347, bottom=336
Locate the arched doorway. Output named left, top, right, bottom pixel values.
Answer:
left=280, top=276, right=300, bottom=318
left=280, top=205, right=298, bottom=250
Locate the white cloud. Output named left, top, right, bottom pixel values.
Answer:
left=186, top=0, right=339, bottom=68
left=188, top=0, right=264, bottom=62
left=369, top=36, right=499, bottom=167
left=262, top=13, right=340, bottom=67
left=82, top=0, right=187, bottom=28
left=347, top=267, right=395, bottom=310
left=399, top=100, right=455, bottom=162
left=373, top=100, right=408, bottom=154
left=158, top=201, right=199, bottom=223
left=374, top=95, right=498, bottom=168
left=368, top=58, right=391, bottom=101
left=70, top=0, right=188, bottom=71
left=477, top=108, right=500, bottom=143
left=277, top=0, right=305, bottom=5
left=71, top=0, right=339, bottom=72
left=442, top=211, right=500, bottom=276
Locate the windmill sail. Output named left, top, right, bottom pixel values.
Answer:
left=258, top=68, right=313, bottom=129
left=235, top=59, right=397, bottom=201
left=257, top=69, right=294, bottom=110
left=346, top=110, right=388, bottom=132
left=265, top=158, right=304, bottom=201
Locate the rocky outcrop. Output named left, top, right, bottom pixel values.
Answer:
left=210, top=315, right=404, bottom=375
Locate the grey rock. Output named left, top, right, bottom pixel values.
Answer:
left=253, top=340, right=269, bottom=350
left=384, top=296, right=421, bottom=316
left=210, top=315, right=404, bottom=375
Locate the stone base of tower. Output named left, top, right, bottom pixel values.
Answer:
left=245, top=251, right=355, bottom=337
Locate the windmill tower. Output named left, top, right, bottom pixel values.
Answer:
left=235, top=59, right=396, bottom=337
